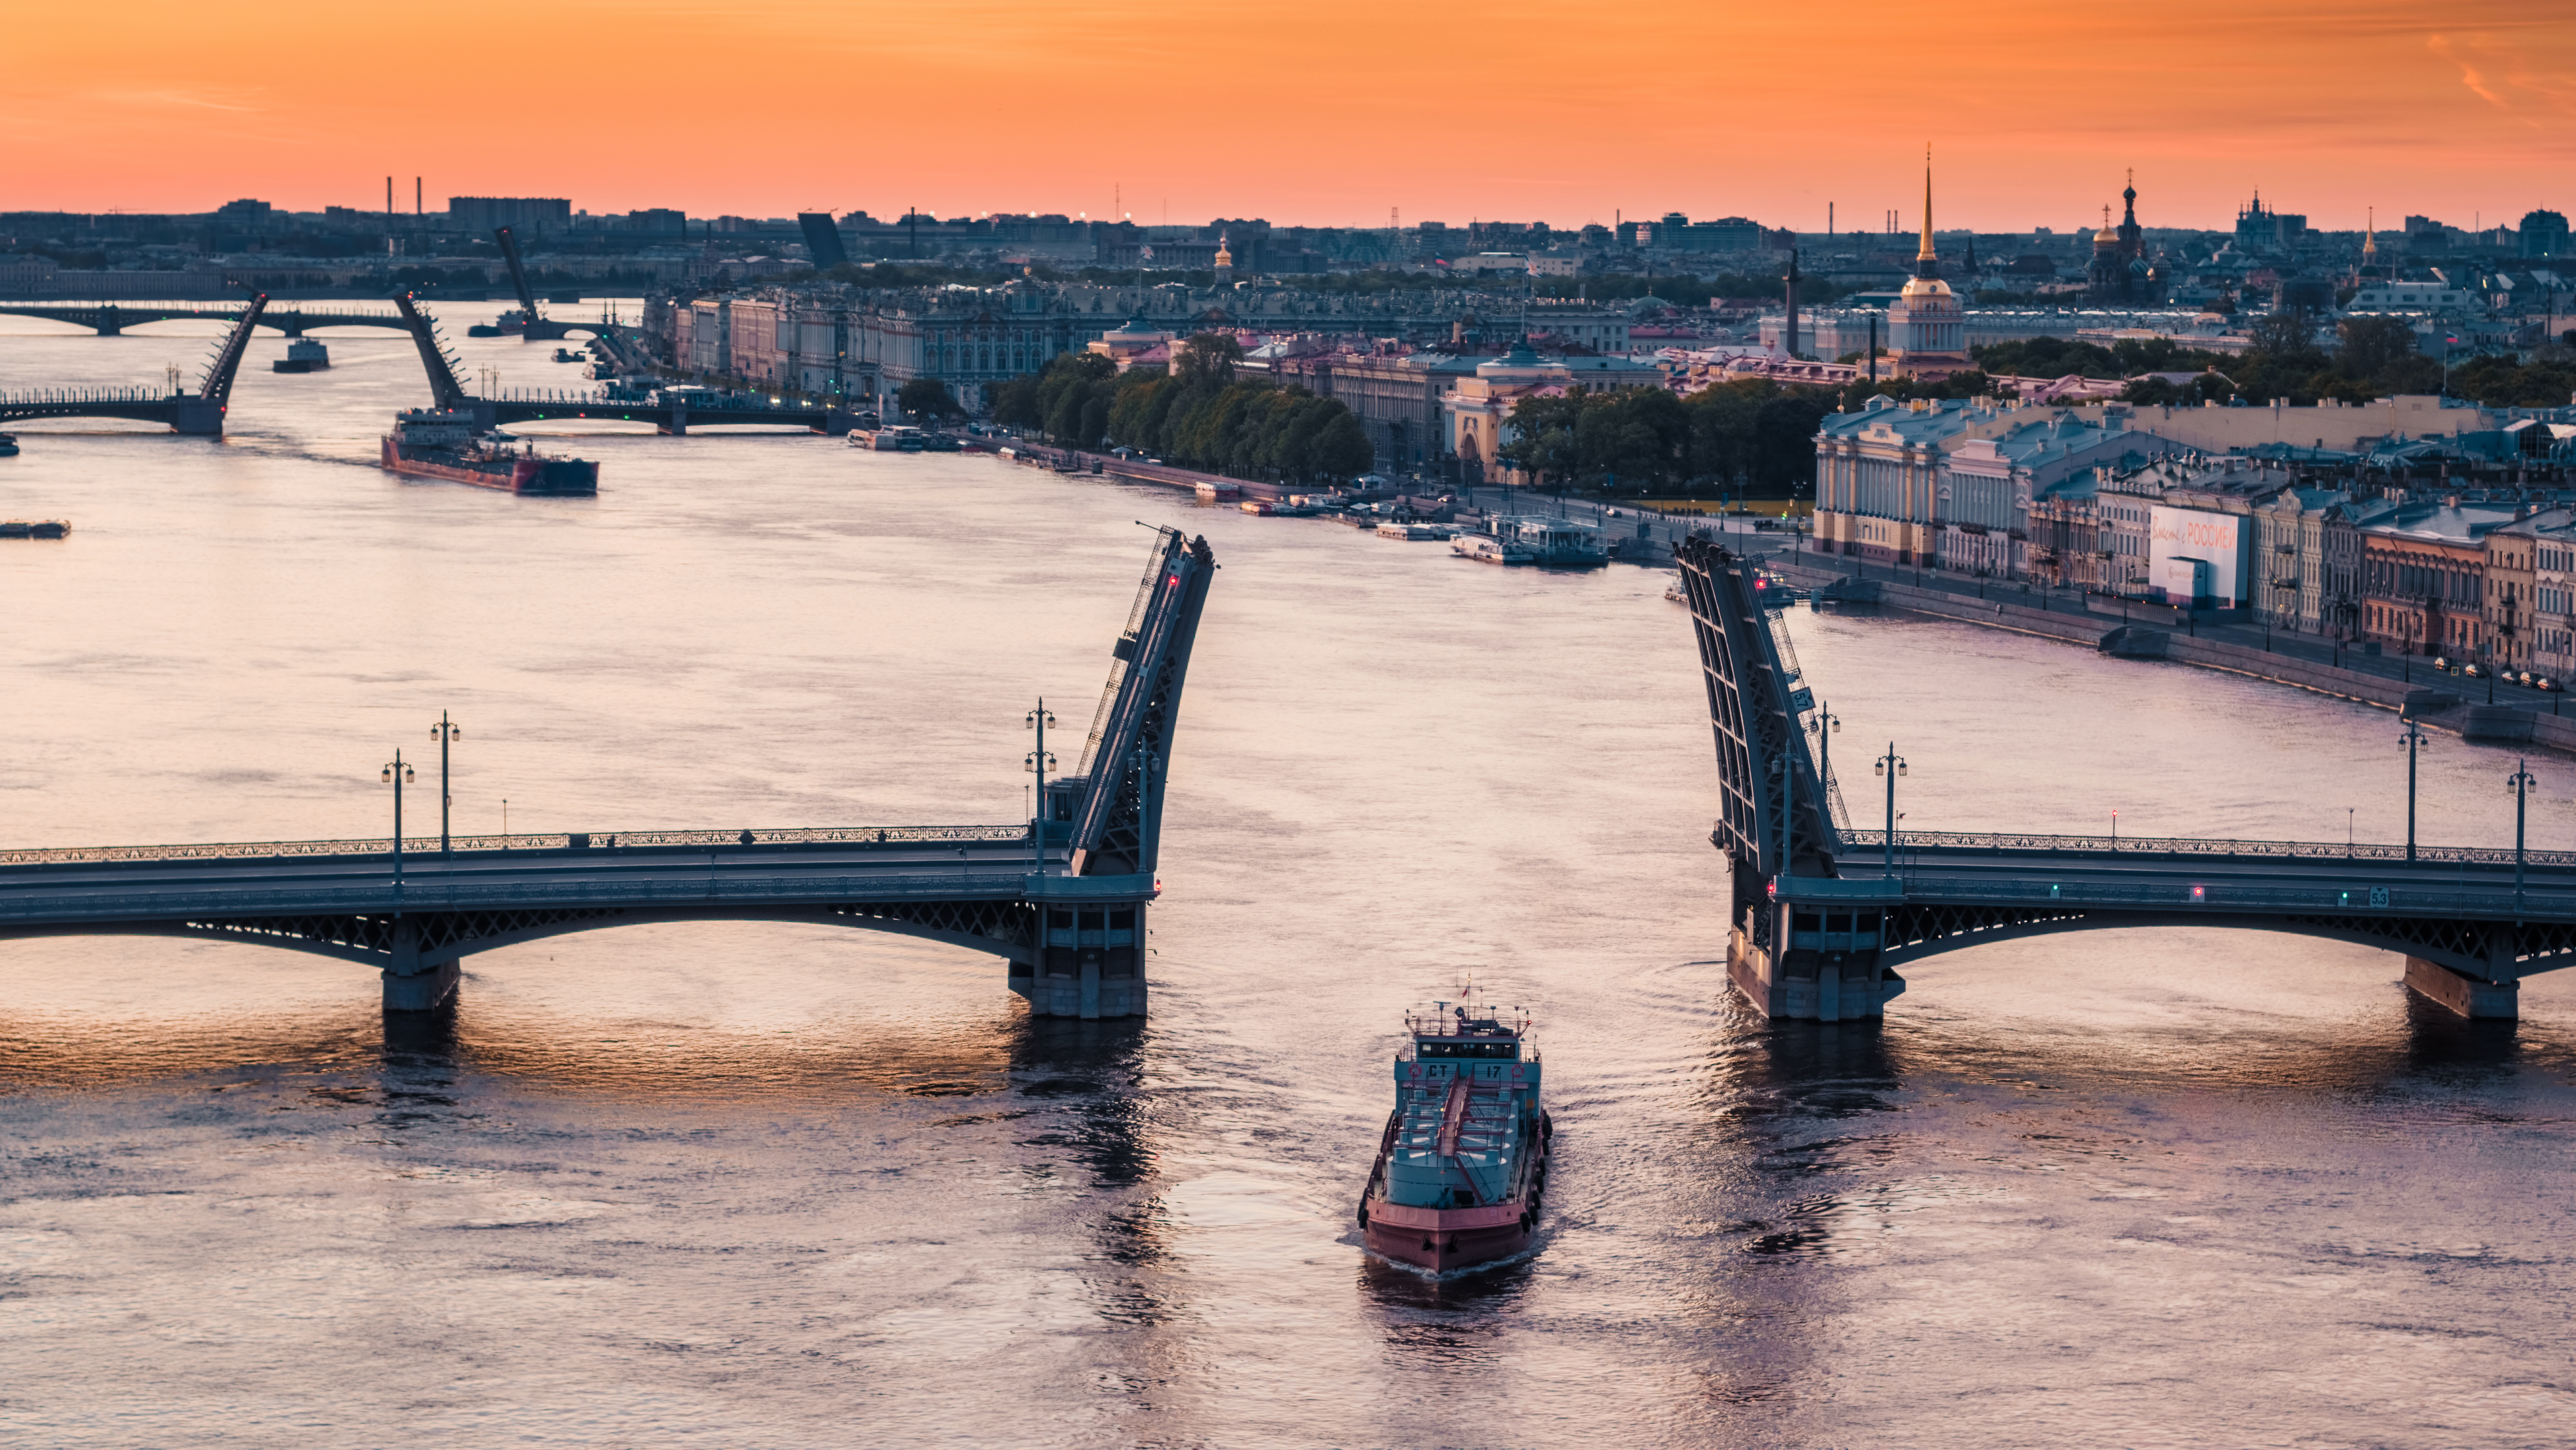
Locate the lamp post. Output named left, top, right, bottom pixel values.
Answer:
left=2399, top=717, right=2427, bottom=862
left=381, top=750, right=416, bottom=902
left=1815, top=702, right=1841, bottom=784
left=1026, top=698, right=1057, bottom=873
left=429, top=710, right=462, bottom=855
left=2508, top=758, right=2536, bottom=906
left=1873, top=743, right=1906, bottom=877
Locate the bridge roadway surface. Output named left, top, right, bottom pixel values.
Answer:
left=0, top=830, right=1069, bottom=921
left=1842, top=834, right=2576, bottom=906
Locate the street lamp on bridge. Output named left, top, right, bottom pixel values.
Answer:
left=381, top=750, right=416, bottom=901
left=2400, top=718, right=2429, bottom=862
left=1873, top=743, right=1907, bottom=877
left=1813, top=701, right=1840, bottom=784
left=2508, top=758, right=2537, bottom=906
left=429, top=711, right=462, bottom=855
left=1026, top=699, right=1057, bottom=871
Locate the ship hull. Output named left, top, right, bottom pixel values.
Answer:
left=380, top=438, right=597, bottom=495
left=1361, top=1112, right=1550, bottom=1273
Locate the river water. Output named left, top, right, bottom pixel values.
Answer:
left=1, top=314, right=2572, bottom=1449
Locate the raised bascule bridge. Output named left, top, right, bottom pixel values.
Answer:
left=392, top=293, right=852, bottom=436
left=1675, top=537, right=2576, bottom=1023
left=0, top=294, right=271, bottom=435
left=0, top=529, right=1216, bottom=1020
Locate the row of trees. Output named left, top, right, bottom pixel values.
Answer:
left=990, top=338, right=1376, bottom=484
left=1497, top=377, right=1835, bottom=497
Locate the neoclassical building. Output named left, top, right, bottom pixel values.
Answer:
left=1882, top=164, right=1970, bottom=378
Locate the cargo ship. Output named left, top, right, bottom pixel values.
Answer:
left=379, top=409, right=597, bottom=495
left=1358, top=996, right=1550, bottom=1273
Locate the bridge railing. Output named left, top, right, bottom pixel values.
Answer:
left=1841, top=827, right=2576, bottom=870
left=0, top=386, right=168, bottom=404
left=0, top=824, right=1030, bottom=867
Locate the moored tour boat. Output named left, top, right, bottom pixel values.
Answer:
left=1359, top=997, right=1550, bottom=1273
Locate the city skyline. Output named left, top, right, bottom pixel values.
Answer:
left=7, top=1, right=2572, bottom=229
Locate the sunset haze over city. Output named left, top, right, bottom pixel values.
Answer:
left=10, top=0, right=2575, bottom=227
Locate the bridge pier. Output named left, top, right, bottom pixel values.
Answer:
left=383, top=959, right=461, bottom=1012
left=170, top=399, right=225, bottom=436
left=380, top=919, right=461, bottom=1012
left=2404, top=958, right=2518, bottom=1020
left=1013, top=895, right=1147, bottom=1019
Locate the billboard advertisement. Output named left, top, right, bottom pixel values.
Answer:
left=2148, top=505, right=2249, bottom=607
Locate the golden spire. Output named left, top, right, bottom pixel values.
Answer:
left=2362, top=207, right=2376, bottom=257
left=1917, top=145, right=1936, bottom=262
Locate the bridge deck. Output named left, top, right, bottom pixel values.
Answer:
left=0, top=829, right=1058, bottom=921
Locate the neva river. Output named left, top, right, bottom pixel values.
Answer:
left=1, top=313, right=2572, bottom=1448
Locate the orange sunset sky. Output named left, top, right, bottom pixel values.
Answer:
left=6, top=1, right=2573, bottom=233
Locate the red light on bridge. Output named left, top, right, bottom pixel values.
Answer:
left=2190, top=884, right=2206, bottom=903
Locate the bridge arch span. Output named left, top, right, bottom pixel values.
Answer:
left=1876, top=903, right=2576, bottom=984
left=0, top=901, right=1035, bottom=976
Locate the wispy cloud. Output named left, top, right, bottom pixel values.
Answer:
left=87, top=87, right=262, bottom=113
left=2428, top=34, right=2507, bottom=107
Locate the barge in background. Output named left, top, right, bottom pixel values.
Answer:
left=379, top=409, right=597, bottom=495
left=1359, top=996, right=1550, bottom=1273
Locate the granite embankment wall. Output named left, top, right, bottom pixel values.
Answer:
left=1766, top=561, right=2576, bottom=756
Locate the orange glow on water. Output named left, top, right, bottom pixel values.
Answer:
left=6, top=1, right=2574, bottom=228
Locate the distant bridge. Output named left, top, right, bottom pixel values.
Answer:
left=0, top=301, right=413, bottom=337
left=393, top=293, right=847, bottom=434
left=0, top=527, right=1218, bottom=1018
left=0, top=295, right=269, bottom=435
left=1676, top=537, right=2576, bottom=1022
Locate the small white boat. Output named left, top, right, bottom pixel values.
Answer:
left=1376, top=522, right=1453, bottom=542
left=1195, top=480, right=1242, bottom=501
left=1455, top=534, right=1536, bottom=564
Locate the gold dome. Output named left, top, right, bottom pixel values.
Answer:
left=1900, top=275, right=1953, bottom=299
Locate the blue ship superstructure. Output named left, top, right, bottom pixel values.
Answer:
left=1360, top=997, right=1550, bottom=1271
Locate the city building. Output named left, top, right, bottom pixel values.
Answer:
left=1812, top=396, right=2034, bottom=563
left=2360, top=502, right=2519, bottom=656
left=447, top=197, right=573, bottom=233
left=1938, top=413, right=2171, bottom=578
left=2520, top=210, right=2570, bottom=260
left=1269, top=350, right=1478, bottom=471
left=2528, top=521, right=2576, bottom=678
left=1439, top=343, right=1668, bottom=482
left=1883, top=166, right=1971, bottom=378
